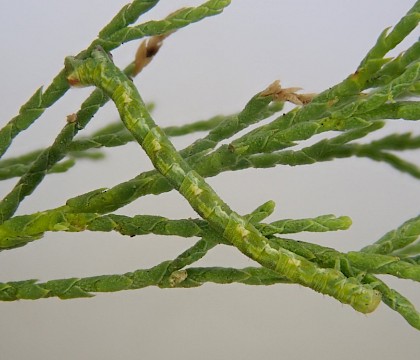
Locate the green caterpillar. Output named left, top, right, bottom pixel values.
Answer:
left=64, top=47, right=381, bottom=313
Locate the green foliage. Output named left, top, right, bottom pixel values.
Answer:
left=1, top=0, right=420, bottom=330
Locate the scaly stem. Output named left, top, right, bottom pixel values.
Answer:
left=0, top=0, right=161, bottom=159
left=64, top=48, right=381, bottom=313
left=0, top=1, right=232, bottom=223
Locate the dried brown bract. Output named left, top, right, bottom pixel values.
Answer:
left=66, top=113, right=78, bottom=123
left=133, top=31, right=175, bottom=76
left=261, top=80, right=316, bottom=105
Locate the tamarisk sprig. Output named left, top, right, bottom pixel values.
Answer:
left=316, top=0, right=420, bottom=102
left=40, top=12, right=419, bottom=218
left=93, top=0, right=231, bottom=51
left=356, top=1, right=420, bottom=86
left=228, top=61, right=420, bottom=157
left=1, top=0, right=419, bottom=333
left=0, top=256, right=416, bottom=327
left=266, top=237, right=420, bottom=330
left=0, top=157, right=82, bottom=181
left=227, top=128, right=420, bottom=179
left=61, top=88, right=286, bottom=215
left=1, top=212, right=420, bottom=328
left=267, top=237, right=420, bottom=284
left=0, top=0, right=230, bottom=158
left=61, top=111, right=417, bottom=217
left=217, top=1, right=420, bottom=156
left=362, top=274, right=420, bottom=330
left=0, top=1, right=232, bottom=224
left=0, top=83, right=286, bottom=224
left=361, top=101, right=420, bottom=121
left=0, top=202, right=352, bottom=250
left=367, top=41, right=420, bottom=88
left=0, top=264, right=289, bottom=301
left=0, top=94, right=283, bottom=182
left=0, top=201, right=280, bottom=300
left=0, top=108, right=243, bottom=181
left=61, top=118, right=415, bottom=218
left=63, top=47, right=381, bottom=313
left=0, top=0, right=163, bottom=159
left=361, top=215, right=420, bottom=255
left=0, top=105, right=222, bottom=181
left=158, top=201, right=277, bottom=287
left=0, top=88, right=110, bottom=224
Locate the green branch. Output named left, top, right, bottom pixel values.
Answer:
left=0, top=264, right=289, bottom=301
left=0, top=0, right=161, bottom=159
left=361, top=215, right=420, bottom=255
left=62, top=48, right=381, bottom=314
left=0, top=203, right=351, bottom=250
left=95, top=0, right=231, bottom=50
left=0, top=0, right=419, bottom=332
left=1, top=215, right=419, bottom=328
left=0, top=1, right=232, bottom=223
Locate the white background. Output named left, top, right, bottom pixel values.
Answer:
left=0, top=1, right=419, bottom=359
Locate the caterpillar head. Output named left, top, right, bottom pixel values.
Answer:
left=65, top=46, right=113, bottom=87
left=351, top=287, right=382, bottom=314
left=64, top=56, right=85, bottom=87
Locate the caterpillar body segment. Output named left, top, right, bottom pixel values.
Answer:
left=65, top=48, right=381, bottom=314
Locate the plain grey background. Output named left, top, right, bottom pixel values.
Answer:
left=0, top=1, right=419, bottom=359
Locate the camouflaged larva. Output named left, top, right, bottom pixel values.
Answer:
left=64, top=47, right=381, bottom=314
